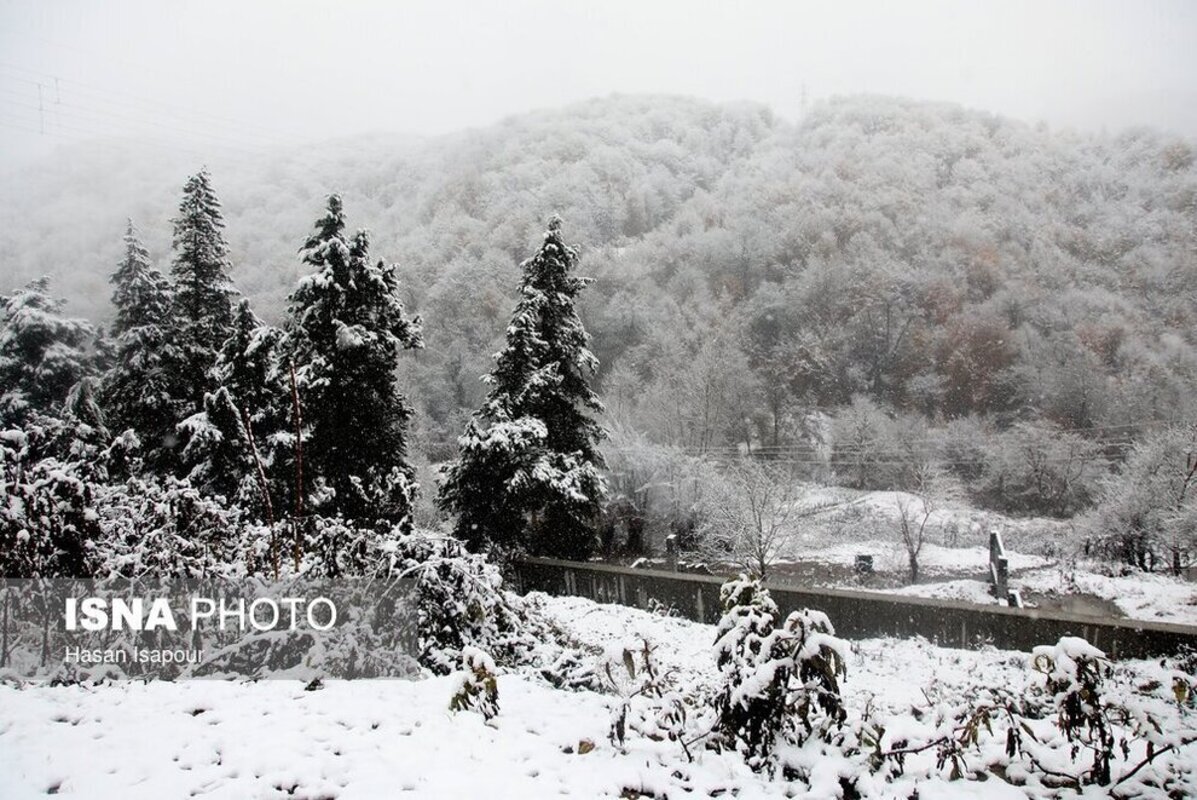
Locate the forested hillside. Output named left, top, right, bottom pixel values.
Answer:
left=2, top=94, right=1195, bottom=508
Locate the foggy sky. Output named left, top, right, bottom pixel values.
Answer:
left=2, top=0, right=1196, bottom=167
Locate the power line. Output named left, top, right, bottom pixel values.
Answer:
left=0, top=90, right=265, bottom=158
left=0, top=110, right=210, bottom=162
left=0, top=61, right=299, bottom=146
left=0, top=63, right=307, bottom=163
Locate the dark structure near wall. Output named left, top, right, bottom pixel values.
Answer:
left=513, top=557, right=1197, bottom=660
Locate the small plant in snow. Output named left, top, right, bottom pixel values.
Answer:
left=389, top=530, right=525, bottom=675
left=604, top=639, right=691, bottom=759
left=712, top=576, right=848, bottom=772
left=780, top=608, right=849, bottom=740
left=449, top=646, right=500, bottom=721
left=644, top=597, right=679, bottom=618
left=1031, top=636, right=1115, bottom=785
left=867, top=636, right=1197, bottom=792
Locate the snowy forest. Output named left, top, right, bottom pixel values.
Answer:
left=3, top=92, right=1197, bottom=798
left=3, top=94, right=1196, bottom=580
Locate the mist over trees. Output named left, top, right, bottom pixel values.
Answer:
left=1, top=93, right=1195, bottom=572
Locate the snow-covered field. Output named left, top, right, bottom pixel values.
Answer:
left=748, top=488, right=1197, bottom=626
left=2, top=593, right=1194, bottom=799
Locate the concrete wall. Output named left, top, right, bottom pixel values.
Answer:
left=514, top=558, right=1197, bottom=660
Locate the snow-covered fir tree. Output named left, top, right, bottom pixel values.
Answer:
left=102, top=220, right=179, bottom=470
left=0, top=277, right=98, bottom=426
left=438, top=215, right=606, bottom=558
left=181, top=299, right=287, bottom=519
left=284, top=194, right=424, bottom=527
left=179, top=386, right=256, bottom=509
left=110, top=220, right=169, bottom=336
left=214, top=299, right=286, bottom=426
left=169, top=170, right=239, bottom=408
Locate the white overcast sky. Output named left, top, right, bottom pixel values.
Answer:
left=1, top=0, right=1195, bottom=166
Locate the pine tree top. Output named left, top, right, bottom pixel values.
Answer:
left=168, top=170, right=239, bottom=360
left=1, top=277, right=93, bottom=343
left=111, top=220, right=172, bottom=337
left=288, top=195, right=423, bottom=353
left=172, top=171, right=228, bottom=254
left=486, top=215, right=602, bottom=422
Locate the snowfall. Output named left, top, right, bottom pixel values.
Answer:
left=2, top=592, right=1195, bottom=799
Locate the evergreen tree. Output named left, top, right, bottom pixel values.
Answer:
left=0, top=385, right=111, bottom=578
left=284, top=195, right=424, bottom=526
left=181, top=299, right=286, bottom=518
left=180, top=385, right=256, bottom=507
left=0, top=277, right=98, bottom=426
left=439, top=216, right=605, bottom=558
left=169, top=170, right=238, bottom=408
left=0, top=412, right=102, bottom=577
left=102, top=220, right=179, bottom=469
left=214, top=299, right=285, bottom=423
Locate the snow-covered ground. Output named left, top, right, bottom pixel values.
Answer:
left=783, top=537, right=1051, bottom=575
left=1015, top=565, right=1197, bottom=626
left=749, top=487, right=1197, bottom=626
left=779, top=486, right=1075, bottom=559
left=2, top=593, right=1194, bottom=798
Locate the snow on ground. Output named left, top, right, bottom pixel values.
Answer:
left=756, top=486, right=1197, bottom=626
left=806, top=564, right=1197, bottom=626
left=782, top=538, right=1050, bottom=575
left=1016, top=565, right=1197, bottom=626
left=781, top=486, right=1073, bottom=558
left=2, top=594, right=1193, bottom=799
left=880, top=578, right=1001, bottom=605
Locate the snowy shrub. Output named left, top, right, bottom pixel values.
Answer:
left=388, top=530, right=526, bottom=675
left=449, top=646, right=500, bottom=721
left=604, top=639, right=691, bottom=758
left=778, top=609, right=849, bottom=740
left=1031, top=636, right=1116, bottom=785
left=0, top=415, right=105, bottom=578
left=713, top=577, right=783, bottom=767
left=863, top=636, right=1197, bottom=793
left=0, top=455, right=100, bottom=578
left=98, top=476, right=242, bottom=579
left=298, top=515, right=386, bottom=578
left=712, top=576, right=848, bottom=772
left=389, top=530, right=598, bottom=690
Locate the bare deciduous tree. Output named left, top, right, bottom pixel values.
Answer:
left=699, top=461, right=838, bottom=580
left=895, top=464, right=960, bottom=584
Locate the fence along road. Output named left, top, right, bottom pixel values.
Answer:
left=513, top=557, right=1197, bottom=660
